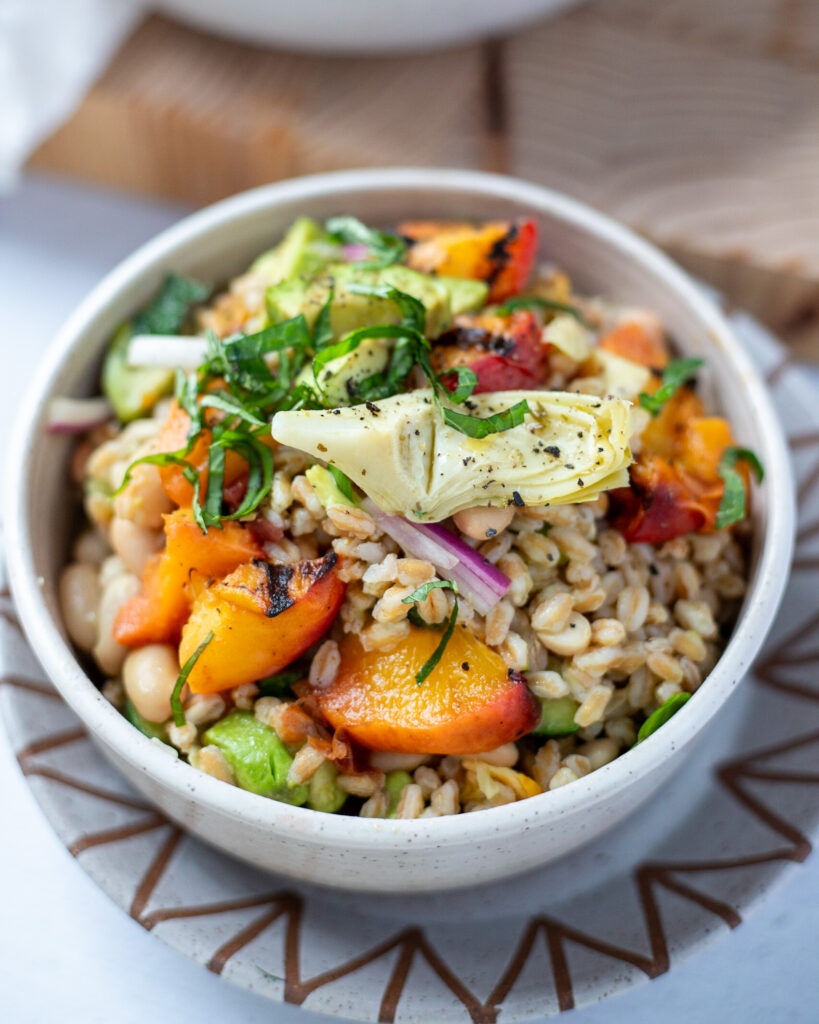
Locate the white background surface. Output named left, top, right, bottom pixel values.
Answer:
left=1, top=175, right=817, bottom=1024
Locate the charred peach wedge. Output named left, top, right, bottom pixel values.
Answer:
left=180, top=553, right=345, bottom=694
left=114, top=508, right=264, bottom=646
left=314, top=626, right=540, bottom=755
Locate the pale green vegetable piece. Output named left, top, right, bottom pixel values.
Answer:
left=272, top=389, right=634, bottom=522
left=593, top=348, right=653, bottom=401
left=102, top=324, right=174, bottom=423
left=251, top=217, right=339, bottom=284
left=268, top=263, right=452, bottom=339
left=305, top=465, right=358, bottom=509
left=296, top=334, right=393, bottom=407
left=307, top=760, right=347, bottom=813
left=436, top=276, right=488, bottom=315
left=385, top=770, right=413, bottom=818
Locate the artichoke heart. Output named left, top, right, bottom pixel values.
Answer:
left=271, top=389, right=634, bottom=522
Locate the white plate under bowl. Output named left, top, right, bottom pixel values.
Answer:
left=2, top=314, right=816, bottom=1021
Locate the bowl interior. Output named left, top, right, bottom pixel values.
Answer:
left=6, top=169, right=794, bottom=847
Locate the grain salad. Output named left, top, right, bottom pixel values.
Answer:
left=54, top=214, right=760, bottom=819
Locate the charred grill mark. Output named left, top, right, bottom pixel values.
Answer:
left=486, top=224, right=518, bottom=287
left=254, top=559, right=296, bottom=618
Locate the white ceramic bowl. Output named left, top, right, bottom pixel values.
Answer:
left=154, top=0, right=583, bottom=54
left=5, top=169, right=794, bottom=893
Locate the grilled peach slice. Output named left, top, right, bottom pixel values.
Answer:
left=114, top=508, right=264, bottom=646
left=399, top=219, right=538, bottom=303
left=180, top=553, right=345, bottom=694
left=431, top=310, right=546, bottom=393
left=314, top=626, right=539, bottom=755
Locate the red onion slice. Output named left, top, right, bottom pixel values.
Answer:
left=46, top=396, right=113, bottom=434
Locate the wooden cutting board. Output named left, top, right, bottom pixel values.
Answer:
left=29, top=0, right=819, bottom=358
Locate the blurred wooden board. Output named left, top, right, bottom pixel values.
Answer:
left=29, top=0, right=819, bottom=359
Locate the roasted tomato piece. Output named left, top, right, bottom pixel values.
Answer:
left=399, top=218, right=538, bottom=302
left=180, top=553, right=345, bottom=694
left=314, top=626, right=539, bottom=755
left=609, top=456, right=722, bottom=544
left=113, top=509, right=264, bottom=646
left=431, top=310, right=547, bottom=393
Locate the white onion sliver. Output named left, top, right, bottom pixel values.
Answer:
left=46, top=396, right=113, bottom=434
left=127, top=335, right=208, bottom=370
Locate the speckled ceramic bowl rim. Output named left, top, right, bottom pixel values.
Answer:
left=4, top=168, right=795, bottom=853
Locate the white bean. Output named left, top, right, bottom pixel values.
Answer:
left=109, top=516, right=163, bottom=576
left=93, top=571, right=140, bottom=676
left=112, top=462, right=173, bottom=529
left=59, top=563, right=101, bottom=651
left=72, top=529, right=110, bottom=566
left=122, top=644, right=180, bottom=723
left=453, top=505, right=515, bottom=541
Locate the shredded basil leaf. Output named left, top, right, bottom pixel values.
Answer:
left=440, top=366, right=478, bottom=404
left=715, top=446, right=764, bottom=529
left=328, top=465, right=355, bottom=503
left=325, top=217, right=406, bottom=269
left=170, top=631, right=214, bottom=727
left=257, top=669, right=304, bottom=698
left=345, top=281, right=425, bottom=335
left=402, top=581, right=459, bottom=684
left=312, top=290, right=335, bottom=350
left=442, top=399, right=530, bottom=438
left=636, top=692, right=691, bottom=744
left=133, top=273, right=211, bottom=336
left=639, top=357, right=704, bottom=416
left=495, top=294, right=590, bottom=328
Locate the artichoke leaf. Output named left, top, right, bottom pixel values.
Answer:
left=271, top=389, right=633, bottom=522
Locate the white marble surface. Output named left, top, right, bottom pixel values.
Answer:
left=0, top=175, right=816, bottom=1024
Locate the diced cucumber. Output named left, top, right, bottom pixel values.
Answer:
left=307, top=760, right=347, bottom=814
left=385, top=770, right=413, bottom=818
left=531, top=696, right=580, bottom=736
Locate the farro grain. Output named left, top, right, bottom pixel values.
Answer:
left=646, top=649, right=683, bottom=683
left=674, top=599, right=718, bottom=638
left=598, top=529, right=627, bottom=567
left=253, top=696, right=282, bottom=728
left=578, top=737, right=619, bottom=770
left=290, top=475, right=324, bottom=518
left=573, top=646, right=624, bottom=677
left=526, top=669, right=569, bottom=699
left=499, top=631, right=529, bottom=671
left=439, top=755, right=463, bottom=780
left=168, top=721, right=197, bottom=753
left=474, top=742, right=519, bottom=767
left=605, top=716, right=638, bottom=746
left=337, top=773, right=384, bottom=798
left=655, top=680, right=682, bottom=704
left=430, top=779, right=460, bottom=815
left=287, top=743, right=326, bottom=784
left=479, top=531, right=515, bottom=564
left=199, top=746, right=235, bottom=784
left=533, top=740, right=561, bottom=789
left=101, top=678, right=124, bottom=708
left=531, top=592, right=573, bottom=633
left=591, top=618, right=627, bottom=646
left=562, top=753, right=592, bottom=777
left=395, top=783, right=425, bottom=819
left=670, top=628, right=707, bottom=662
left=515, top=531, right=561, bottom=567
left=360, top=619, right=411, bottom=651
left=485, top=598, right=515, bottom=646
left=497, top=551, right=533, bottom=607
left=550, top=526, right=597, bottom=563
left=617, top=585, right=650, bottom=632
left=360, top=791, right=389, bottom=818
left=538, top=611, right=592, bottom=656
left=185, top=693, right=227, bottom=727
left=413, top=765, right=442, bottom=797
left=396, top=558, right=436, bottom=585
left=372, top=583, right=417, bottom=623
left=326, top=504, right=377, bottom=538
left=309, top=640, right=340, bottom=688
left=231, top=683, right=259, bottom=711
left=549, top=766, right=579, bottom=789
left=574, top=684, right=613, bottom=726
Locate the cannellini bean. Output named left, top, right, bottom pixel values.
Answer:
left=472, top=742, right=519, bottom=767
left=112, top=462, right=173, bottom=529
left=122, top=644, right=180, bottom=722
left=72, top=529, right=110, bottom=566
left=453, top=505, right=515, bottom=541
left=93, top=571, right=140, bottom=676
left=109, top=516, right=163, bottom=576
left=59, top=563, right=101, bottom=651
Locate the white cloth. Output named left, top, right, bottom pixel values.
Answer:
left=0, top=0, right=142, bottom=188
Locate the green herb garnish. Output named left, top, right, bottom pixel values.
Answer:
left=715, top=446, right=764, bottom=529
left=257, top=669, right=305, bottom=698
left=170, top=630, right=214, bottom=727
left=440, top=366, right=478, bottom=404
left=639, top=357, right=704, bottom=416
left=636, top=692, right=691, bottom=744
left=402, top=580, right=459, bottom=684
left=442, top=399, right=530, bottom=438
left=325, top=216, right=407, bottom=269
left=495, top=295, right=590, bottom=328
left=133, top=273, right=211, bottom=336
